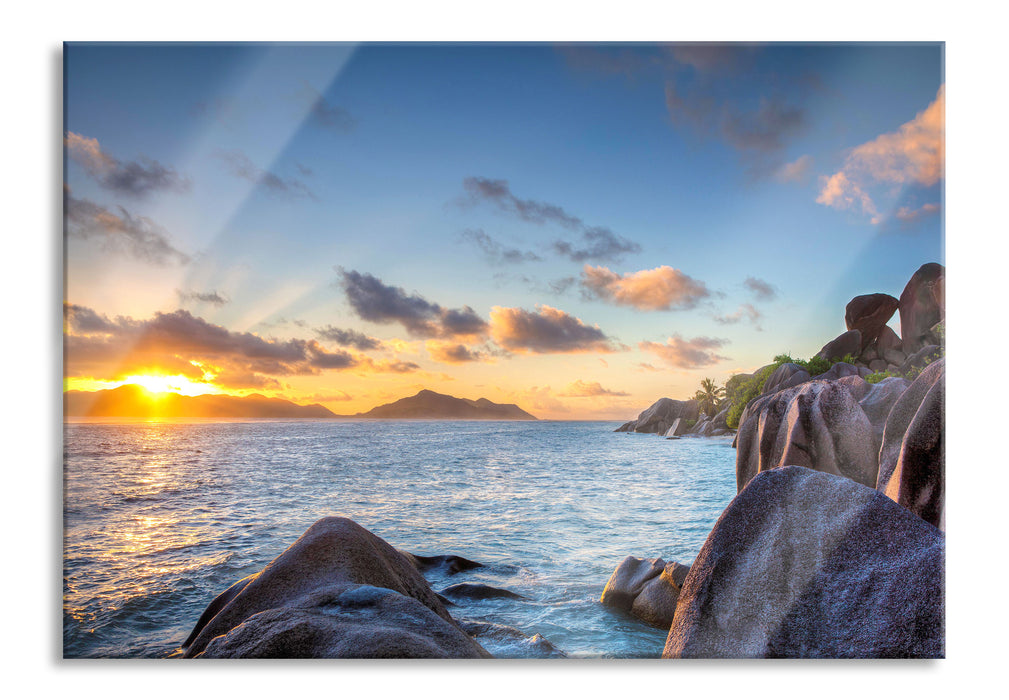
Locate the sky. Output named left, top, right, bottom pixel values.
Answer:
left=63, top=42, right=944, bottom=419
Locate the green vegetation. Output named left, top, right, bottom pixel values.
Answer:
left=693, top=377, right=725, bottom=417
left=724, top=351, right=861, bottom=429
left=865, top=370, right=900, bottom=384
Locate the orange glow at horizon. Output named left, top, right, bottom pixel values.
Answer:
left=66, top=373, right=231, bottom=397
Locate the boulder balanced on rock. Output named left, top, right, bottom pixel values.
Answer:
left=182, top=517, right=490, bottom=658
left=663, top=467, right=944, bottom=658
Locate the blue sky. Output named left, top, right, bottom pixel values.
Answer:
left=63, top=42, right=943, bottom=418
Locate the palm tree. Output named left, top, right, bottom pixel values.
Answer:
left=694, top=378, right=725, bottom=417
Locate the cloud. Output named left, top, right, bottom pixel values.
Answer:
left=339, top=269, right=489, bottom=339
left=773, top=155, right=813, bottom=183
left=580, top=264, right=710, bottom=311
left=63, top=303, right=418, bottom=390
left=64, top=190, right=190, bottom=265
left=65, top=132, right=190, bottom=198
left=666, top=44, right=747, bottom=74
left=460, top=177, right=640, bottom=263
left=558, top=380, right=630, bottom=397
left=817, top=85, right=944, bottom=222
left=639, top=335, right=730, bottom=369
left=299, top=84, right=356, bottom=132
left=713, top=303, right=762, bottom=329
left=461, top=229, right=541, bottom=265
left=299, top=391, right=353, bottom=403
left=425, top=341, right=491, bottom=364
left=216, top=150, right=316, bottom=199
left=895, top=202, right=941, bottom=224
left=314, top=325, right=383, bottom=351
left=177, top=289, right=230, bottom=306
left=489, top=305, right=624, bottom=354
left=743, top=276, right=776, bottom=301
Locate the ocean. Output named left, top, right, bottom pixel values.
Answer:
left=62, top=420, right=738, bottom=659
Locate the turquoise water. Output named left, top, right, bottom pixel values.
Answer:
left=62, top=420, right=737, bottom=658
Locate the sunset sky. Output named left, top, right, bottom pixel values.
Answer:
left=63, top=42, right=944, bottom=419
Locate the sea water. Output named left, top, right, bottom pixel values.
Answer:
left=62, top=420, right=738, bottom=658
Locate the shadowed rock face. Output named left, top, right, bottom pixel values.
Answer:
left=762, top=363, right=810, bottom=396
left=399, top=552, right=483, bottom=576
left=815, top=329, right=861, bottom=361
left=440, top=583, right=525, bottom=601
left=877, top=359, right=945, bottom=529
left=735, top=379, right=878, bottom=492
left=664, top=467, right=944, bottom=659
left=460, top=621, right=567, bottom=658
left=845, top=294, right=899, bottom=351
left=899, top=263, right=945, bottom=355
left=182, top=517, right=489, bottom=658
left=601, top=556, right=691, bottom=630
left=615, top=398, right=699, bottom=434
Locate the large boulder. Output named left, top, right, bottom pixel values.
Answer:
left=735, top=379, right=878, bottom=492
left=877, top=359, right=945, bottom=529
left=601, top=556, right=690, bottom=630
left=761, top=363, right=810, bottom=396
left=183, top=517, right=490, bottom=658
left=810, top=361, right=871, bottom=383
left=815, top=329, right=861, bottom=362
left=857, top=376, right=912, bottom=450
left=877, top=325, right=905, bottom=366
left=663, top=467, right=944, bottom=658
left=898, top=345, right=942, bottom=376
left=899, top=263, right=945, bottom=355
left=845, top=293, right=899, bottom=351
left=615, top=398, right=699, bottom=434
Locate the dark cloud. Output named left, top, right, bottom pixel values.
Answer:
left=315, top=325, right=383, bottom=351
left=216, top=150, right=316, bottom=199
left=62, top=304, right=421, bottom=389
left=65, top=132, right=190, bottom=198
left=639, top=335, right=730, bottom=369
left=743, top=277, right=776, bottom=301
left=489, top=305, right=624, bottom=354
left=300, top=84, right=356, bottom=132
left=64, top=190, right=190, bottom=266
left=176, top=289, right=230, bottom=306
left=460, top=177, right=641, bottom=263
left=461, top=229, right=541, bottom=265
left=338, top=269, right=489, bottom=339
left=426, top=342, right=490, bottom=364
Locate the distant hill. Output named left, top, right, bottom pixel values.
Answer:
left=349, top=389, right=537, bottom=420
left=64, top=384, right=337, bottom=419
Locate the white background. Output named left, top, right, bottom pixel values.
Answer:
left=4, top=2, right=997, bottom=696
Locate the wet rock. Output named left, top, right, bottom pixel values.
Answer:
left=200, top=583, right=491, bottom=659
left=601, top=556, right=665, bottom=611
left=440, top=583, right=526, bottom=601
left=899, top=263, right=945, bottom=355
left=664, top=467, right=944, bottom=659
left=183, top=517, right=489, bottom=658
left=460, top=621, right=567, bottom=658
left=630, top=561, right=691, bottom=629
left=400, top=552, right=483, bottom=576
left=845, top=293, right=899, bottom=351
left=877, top=359, right=944, bottom=529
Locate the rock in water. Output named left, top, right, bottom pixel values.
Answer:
left=182, top=517, right=490, bottom=658
left=845, top=293, right=899, bottom=350
left=735, top=379, right=878, bottom=492
left=877, top=359, right=945, bottom=529
left=602, top=556, right=691, bottom=629
left=899, top=263, right=945, bottom=355
left=601, top=556, right=665, bottom=610
left=663, top=467, right=944, bottom=658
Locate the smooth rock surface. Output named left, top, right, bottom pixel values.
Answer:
left=815, top=329, right=861, bottom=361
left=735, top=379, right=878, bottom=492
left=664, top=467, right=944, bottom=658
left=877, top=359, right=945, bottom=529
left=899, top=263, right=945, bottom=354
left=183, top=517, right=488, bottom=658
left=845, top=293, right=899, bottom=350
left=762, top=363, right=811, bottom=396
left=600, top=556, right=665, bottom=611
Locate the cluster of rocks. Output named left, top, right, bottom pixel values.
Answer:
left=603, top=262, right=945, bottom=658
left=614, top=398, right=733, bottom=438
left=600, top=556, right=691, bottom=629
left=180, top=517, right=554, bottom=659
left=818, top=262, right=944, bottom=374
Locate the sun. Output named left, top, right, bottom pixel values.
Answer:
left=120, top=374, right=223, bottom=397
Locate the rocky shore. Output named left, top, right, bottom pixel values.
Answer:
left=179, top=263, right=944, bottom=659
